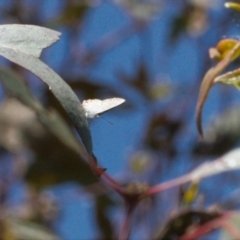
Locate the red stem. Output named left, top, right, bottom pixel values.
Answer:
left=146, top=175, right=190, bottom=196
left=179, top=212, right=236, bottom=240
left=88, top=154, right=125, bottom=196
left=101, top=171, right=125, bottom=196
left=118, top=204, right=136, bottom=240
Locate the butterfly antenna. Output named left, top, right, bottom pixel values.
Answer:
left=100, top=116, right=113, bottom=125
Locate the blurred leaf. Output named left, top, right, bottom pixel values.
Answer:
left=120, top=63, right=171, bottom=101
left=0, top=99, right=97, bottom=188
left=185, top=6, right=208, bottom=37
left=195, top=41, right=240, bottom=138
left=169, top=11, right=189, bottom=43
left=215, top=67, right=240, bottom=90
left=193, top=107, right=240, bottom=156
left=3, top=218, right=60, bottom=240
left=190, top=148, right=240, bottom=181
left=95, top=195, right=115, bottom=240
left=53, top=2, right=89, bottom=26
left=169, top=3, right=208, bottom=43
left=181, top=180, right=199, bottom=206
left=144, top=113, right=182, bottom=157
left=154, top=209, right=220, bottom=240
left=0, top=24, right=92, bottom=154
left=225, top=2, right=240, bottom=12
left=0, top=67, right=97, bottom=187
left=219, top=212, right=240, bottom=240
left=120, top=62, right=152, bottom=100
left=0, top=99, right=37, bottom=152
left=25, top=142, right=97, bottom=188
left=179, top=213, right=234, bottom=239
left=61, top=3, right=88, bottom=20
left=12, top=189, right=59, bottom=225
left=114, top=0, right=161, bottom=21
left=0, top=66, right=86, bottom=156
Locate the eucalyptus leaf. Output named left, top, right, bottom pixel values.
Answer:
left=0, top=24, right=92, bottom=154
left=0, top=67, right=97, bottom=187
left=0, top=24, right=60, bottom=57
left=215, top=68, right=240, bottom=90
left=190, top=148, right=240, bottom=181
left=0, top=66, right=85, bottom=156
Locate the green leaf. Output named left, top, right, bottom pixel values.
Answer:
left=5, top=218, right=61, bottom=240
left=215, top=68, right=240, bottom=90
left=195, top=41, right=240, bottom=138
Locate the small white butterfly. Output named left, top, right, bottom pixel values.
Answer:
left=82, top=97, right=125, bottom=119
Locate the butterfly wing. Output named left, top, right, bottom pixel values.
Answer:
left=82, top=98, right=125, bottom=119
left=82, top=99, right=103, bottom=118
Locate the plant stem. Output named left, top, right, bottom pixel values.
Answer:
left=102, top=171, right=125, bottom=196
left=88, top=154, right=126, bottom=196
left=118, top=204, right=136, bottom=240
left=146, top=175, right=190, bottom=196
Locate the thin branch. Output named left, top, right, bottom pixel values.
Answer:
left=101, top=171, right=126, bottom=196
left=146, top=175, right=190, bottom=196
left=118, top=204, right=136, bottom=240
left=88, top=154, right=125, bottom=196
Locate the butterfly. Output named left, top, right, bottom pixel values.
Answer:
left=82, top=98, right=125, bottom=119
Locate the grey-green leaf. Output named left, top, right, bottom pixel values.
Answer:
left=0, top=66, right=85, bottom=156
left=0, top=24, right=60, bottom=57
left=0, top=27, right=92, bottom=154
left=190, top=148, right=240, bottom=181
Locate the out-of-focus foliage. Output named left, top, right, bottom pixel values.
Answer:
left=0, top=0, right=240, bottom=240
left=0, top=25, right=93, bottom=155
left=196, top=41, right=240, bottom=138
left=0, top=66, right=96, bottom=188
left=169, top=2, right=209, bottom=43
left=193, top=107, right=240, bottom=156
left=154, top=209, right=221, bottom=239
left=3, top=217, right=60, bottom=240
left=225, top=2, right=240, bottom=12
left=113, top=0, right=161, bottom=21
left=144, top=112, right=182, bottom=158
left=219, top=212, right=240, bottom=240
left=215, top=67, right=240, bottom=90
left=190, top=148, right=240, bottom=181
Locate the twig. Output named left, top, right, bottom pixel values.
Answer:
left=118, top=203, right=136, bottom=240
